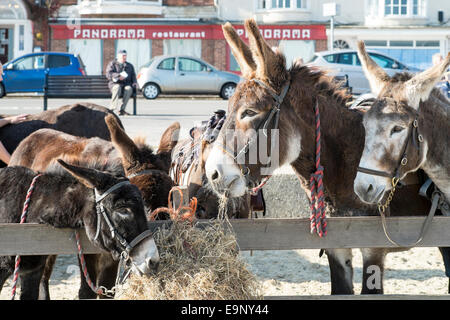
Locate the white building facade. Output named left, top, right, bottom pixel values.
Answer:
left=218, top=0, right=450, bottom=69
left=0, top=0, right=33, bottom=64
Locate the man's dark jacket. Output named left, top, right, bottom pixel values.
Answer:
left=105, top=59, right=137, bottom=91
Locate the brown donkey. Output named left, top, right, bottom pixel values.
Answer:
left=354, top=41, right=449, bottom=207
left=205, top=19, right=435, bottom=294
left=9, top=115, right=178, bottom=299
left=171, top=113, right=256, bottom=219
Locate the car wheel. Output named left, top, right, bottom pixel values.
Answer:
left=220, top=83, right=236, bottom=100
left=0, top=84, right=5, bottom=98
left=142, top=83, right=160, bottom=99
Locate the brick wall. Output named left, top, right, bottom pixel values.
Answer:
left=315, top=39, right=328, bottom=52
left=152, top=40, right=164, bottom=57
left=50, top=39, right=67, bottom=52
left=201, top=39, right=227, bottom=71
left=103, top=39, right=116, bottom=74
left=163, top=0, right=213, bottom=6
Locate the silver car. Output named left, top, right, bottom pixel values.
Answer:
left=308, top=49, right=420, bottom=94
left=137, top=55, right=241, bottom=99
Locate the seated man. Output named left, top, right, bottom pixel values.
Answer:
left=106, top=50, right=137, bottom=116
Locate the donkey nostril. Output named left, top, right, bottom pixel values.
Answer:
left=147, top=258, right=160, bottom=271
left=211, top=170, right=219, bottom=181
left=367, top=184, right=374, bottom=193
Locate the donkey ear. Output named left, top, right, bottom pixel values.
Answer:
left=404, top=52, right=450, bottom=109
left=222, top=22, right=257, bottom=79
left=157, top=121, right=180, bottom=154
left=57, top=159, right=106, bottom=189
left=356, top=41, right=390, bottom=95
left=105, top=113, right=140, bottom=168
left=245, top=19, right=287, bottom=85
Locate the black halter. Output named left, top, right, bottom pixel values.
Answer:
left=217, top=79, right=291, bottom=187
left=357, top=115, right=423, bottom=182
left=93, top=180, right=153, bottom=259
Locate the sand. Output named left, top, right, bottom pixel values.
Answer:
left=1, top=168, right=448, bottom=299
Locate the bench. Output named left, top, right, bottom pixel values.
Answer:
left=334, top=74, right=352, bottom=94
left=43, top=75, right=137, bottom=115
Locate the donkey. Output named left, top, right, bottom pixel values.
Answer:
left=0, top=102, right=122, bottom=167
left=204, top=19, right=435, bottom=294
left=9, top=114, right=177, bottom=299
left=0, top=160, right=159, bottom=300
left=171, top=113, right=257, bottom=219
left=353, top=41, right=450, bottom=207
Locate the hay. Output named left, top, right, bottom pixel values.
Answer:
left=115, top=218, right=262, bottom=300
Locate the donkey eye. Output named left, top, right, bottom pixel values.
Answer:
left=240, top=109, right=257, bottom=119
left=390, top=126, right=405, bottom=135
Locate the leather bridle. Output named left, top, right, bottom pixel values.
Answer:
left=93, top=180, right=153, bottom=259
left=357, top=114, right=424, bottom=193
left=216, top=79, right=291, bottom=188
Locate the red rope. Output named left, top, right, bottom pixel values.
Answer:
left=250, top=175, right=272, bottom=196
left=74, top=230, right=104, bottom=296
left=11, top=174, right=42, bottom=300
left=309, top=102, right=327, bottom=237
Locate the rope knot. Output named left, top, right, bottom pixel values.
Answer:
left=148, top=187, right=197, bottom=222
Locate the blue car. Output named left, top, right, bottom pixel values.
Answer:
left=0, top=52, right=86, bottom=97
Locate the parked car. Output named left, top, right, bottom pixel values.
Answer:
left=308, top=49, right=420, bottom=94
left=0, top=52, right=86, bottom=98
left=137, top=55, right=241, bottom=99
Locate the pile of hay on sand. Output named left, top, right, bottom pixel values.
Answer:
left=115, top=218, right=262, bottom=300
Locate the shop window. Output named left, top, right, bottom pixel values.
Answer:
left=163, top=39, right=201, bottom=59
left=279, top=40, right=315, bottom=67
left=364, top=40, right=388, bottom=47
left=68, top=39, right=102, bottom=75
left=116, top=39, right=151, bottom=71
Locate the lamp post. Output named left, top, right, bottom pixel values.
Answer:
left=323, top=3, right=339, bottom=52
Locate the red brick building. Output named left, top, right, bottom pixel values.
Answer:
left=45, top=0, right=327, bottom=76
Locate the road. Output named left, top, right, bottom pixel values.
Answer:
left=0, top=96, right=229, bottom=147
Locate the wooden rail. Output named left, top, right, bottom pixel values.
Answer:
left=2, top=216, right=450, bottom=256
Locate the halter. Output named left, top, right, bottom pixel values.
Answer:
left=93, top=180, right=153, bottom=258
left=357, top=114, right=424, bottom=212
left=216, top=79, right=291, bottom=188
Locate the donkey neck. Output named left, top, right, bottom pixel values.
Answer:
left=288, top=77, right=366, bottom=209
left=29, top=174, right=95, bottom=228
left=418, top=95, right=450, bottom=202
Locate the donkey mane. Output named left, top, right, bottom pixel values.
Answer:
left=289, top=64, right=353, bottom=107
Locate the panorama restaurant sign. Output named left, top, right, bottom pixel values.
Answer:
left=51, top=24, right=326, bottom=41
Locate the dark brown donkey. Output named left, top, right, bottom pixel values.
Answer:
left=0, top=160, right=159, bottom=300
left=9, top=114, right=178, bottom=299
left=205, top=19, right=436, bottom=294
left=0, top=102, right=122, bottom=167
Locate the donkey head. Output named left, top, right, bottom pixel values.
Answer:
left=57, top=159, right=160, bottom=275
left=205, top=19, right=301, bottom=198
left=353, top=41, right=450, bottom=204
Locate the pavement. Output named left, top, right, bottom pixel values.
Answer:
left=0, top=95, right=228, bottom=147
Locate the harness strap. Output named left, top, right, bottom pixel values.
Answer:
left=127, top=169, right=159, bottom=179
left=379, top=190, right=439, bottom=247
left=94, top=181, right=131, bottom=203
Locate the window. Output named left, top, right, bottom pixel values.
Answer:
left=258, top=0, right=306, bottom=9
left=390, top=40, right=413, bottom=47
left=48, top=55, right=71, bottom=68
left=364, top=40, right=388, bottom=47
left=323, top=54, right=338, bottom=63
left=158, top=58, right=175, bottom=70
left=384, top=0, right=424, bottom=16
left=178, top=58, right=206, bottom=72
left=13, top=55, right=45, bottom=70
left=337, top=53, right=359, bottom=66
left=368, top=53, right=396, bottom=68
